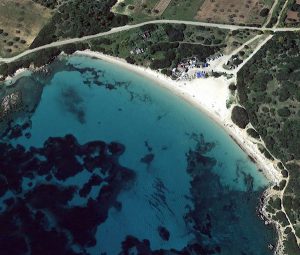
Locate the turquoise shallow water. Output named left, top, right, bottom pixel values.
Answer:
left=0, top=55, right=276, bottom=255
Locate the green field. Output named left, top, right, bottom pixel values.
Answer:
left=161, top=0, right=205, bottom=21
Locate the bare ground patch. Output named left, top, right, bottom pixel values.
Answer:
left=0, top=0, right=52, bottom=57
left=195, top=0, right=272, bottom=26
left=285, top=10, right=300, bottom=23
left=153, top=0, right=172, bottom=15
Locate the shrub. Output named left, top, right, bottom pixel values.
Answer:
left=246, top=128, right=260, bottom=139
left=229, top=83, right=237, bottom=91
left=274, top=211, right=289, bottom=226
left=269, top=197, right=281, bottom=210
left=260, top=8, right=269, bottom=17
left=0, top=63, right=8, bottom=77
left=61, top=44, right=77, bottom=54
left=281, top=171, right=288, bottom=180
left=277, top=107, right=291, bottom=117
left=125, top=56, right=135, bottom=64
left=284, top=233, right=300, bottom=254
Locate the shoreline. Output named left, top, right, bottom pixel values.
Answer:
left=1, top=50, right=283, bottom=252
left=78, top=50, right=283, bottom=253
left=78, top=50, right=282, bottom=184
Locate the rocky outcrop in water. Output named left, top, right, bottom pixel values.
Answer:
left=0, top=135, right=135, bottom=255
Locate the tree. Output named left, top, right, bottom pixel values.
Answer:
left=125, top=56, right=135, bottom=64
left=277, top=107, right=291, bottom=118
left=260, top=8, right=269, bottom=17
left=231, top=106, right=249, bottom=129
left=0, top=63, right=8, bottom=77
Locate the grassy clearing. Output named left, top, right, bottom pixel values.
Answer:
left=112, top=0, right=161, bottom=23
left=112, top=0, right=205, bottom=22
left=266, top=0, right=287, bottom=27
left=184, top=25, right=228, bottom=45
left=223, top=29, right=261, bottom=54
left=0, top=0, right=52, bottom=57
left=161, top=0, right=205, bottom=20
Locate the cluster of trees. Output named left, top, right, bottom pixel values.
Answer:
left=178, top=43, right=220, bottom=62
left=291, top=2, right=300, bottom=12
left=246, top=128, right=260, bottom=139
left=237, top=32, right=300, bottom=162
left=114, top=24, right=221, bottom=73
left=231, top=106, right=249, bottom=129
left=150, top=49, right=176, bottom=70
left=149, top=42, right=179, bottom=69
left=280, top=120, right=300, bottom=159
left=163, top=24, right=186, bottom=42
left=30, top=0, right=130, bottom=48
left=0, top=42, right=90, bottom=79
left=148, top=42, right=219, bottom=71
left=284, top=232, right=300, bottom=255
left=32, top=0, right=59, bottom=9
left=0, top=48, right=60, bottom=78
left=236, top=32, right=300, bottom=254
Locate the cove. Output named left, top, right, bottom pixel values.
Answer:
left=0, top=55, right=276, bottom=255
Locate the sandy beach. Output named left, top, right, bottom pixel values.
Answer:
left=2, top=49, right=281, bottom=183
left=0, top=49, right=284, bottom=253
left=78, top=50, right=282, bottom=184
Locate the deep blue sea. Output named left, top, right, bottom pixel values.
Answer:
left=0, top=55, right=276, bottom=255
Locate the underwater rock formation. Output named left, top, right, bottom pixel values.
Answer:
left=0, top=135, right=135, bottom=255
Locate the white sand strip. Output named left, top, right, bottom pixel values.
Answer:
left=77, top=50, right=282, bottom=184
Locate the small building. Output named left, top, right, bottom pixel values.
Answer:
left=141, top=31, right=151, bottom=40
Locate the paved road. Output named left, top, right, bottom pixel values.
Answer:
left=0, top=19, right=300, bottom=64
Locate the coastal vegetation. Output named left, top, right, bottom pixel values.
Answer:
left=89, top=24, right=227, bottom=76
left=231, top=105, right=249, bottom=129
left=237, top=31, right=300, bottom=254
left=0, top=43, right=91, bottom=79
left=0, top=24, right=229, bottom=79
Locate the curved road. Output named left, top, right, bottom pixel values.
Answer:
left=0, top=19, right=300, bottom=64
